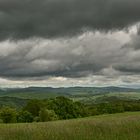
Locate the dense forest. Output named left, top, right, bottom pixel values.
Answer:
left=0, top=96, right=140, bottom=123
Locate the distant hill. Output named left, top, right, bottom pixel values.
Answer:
left=0, top=86, right=140, bottom=105
left=0, top=86, right=139, bottom=96
left=0, top=96, right=28, bottom=108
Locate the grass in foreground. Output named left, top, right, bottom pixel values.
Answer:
left=0, top=112, right=140, bottom=140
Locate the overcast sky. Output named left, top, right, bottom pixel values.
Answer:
left=0, top=0, right=140, bottom=87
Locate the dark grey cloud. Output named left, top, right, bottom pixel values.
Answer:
left=113, top=34, right=140, bottom=74
left=0, top=34, right=124, bottom=79
left=0, top=0, right=140, bottom=40
left=0, top=0, right=140, bottom=85
left=0, top=30, right=140, bottom=83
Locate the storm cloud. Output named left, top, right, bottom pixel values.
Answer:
left=0, top=0, right=140, bottom=87
left=114, top=33, right=140, bottom=74
left=0, top=31, right=133, bottom=79
left=0, top=0, right=140, bottom=40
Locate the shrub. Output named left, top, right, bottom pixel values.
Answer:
left=23, top=100, right=43, bottom=117
left=46, top=96, right=88, bottom=119
left=39, top=108, right=58, bottom=122
left=17, top=110, right=33, bottom=123
left=0, top=106, right=17, bottom=123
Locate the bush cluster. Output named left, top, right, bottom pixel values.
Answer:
left=0, top=97, right=140, bottom=123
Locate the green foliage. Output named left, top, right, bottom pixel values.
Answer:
left=46, top=96, right=87, bottom=119
left=1, top=96, right=140, bottom=124
left=96, top=103, right=124, bottom=114
left=23, top=100, right=43, bottom=117
left=20, top=97, right=140, bottom=122
left=39, top=108, right=58, bottom=122
left=0, top=106, right=17, bottom=123
left=33, top=116, right=40, bottom=122
left=22, top=97, right=88, bottom=120
left=17, top=111, right=33, bottom=123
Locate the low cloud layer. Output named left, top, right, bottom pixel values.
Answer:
left=0, top=0, right=140, bottom=40
left=0, top=30, right=139, bottom=80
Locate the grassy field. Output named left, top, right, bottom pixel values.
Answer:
left=0, top=112, right=140, bottom=140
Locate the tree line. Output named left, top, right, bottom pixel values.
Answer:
left=0, top=96, right=140, bottom=123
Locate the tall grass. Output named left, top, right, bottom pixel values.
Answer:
left=0, top=112, right=140, bottom=140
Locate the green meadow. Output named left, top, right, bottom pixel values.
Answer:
left=0, top=112, right=140, bottom=140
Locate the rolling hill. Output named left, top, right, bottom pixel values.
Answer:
left=0, top=86, right=140, bottom=107
left=0, top=112, right=140, bottom=140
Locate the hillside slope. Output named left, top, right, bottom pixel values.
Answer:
left=0, top=87, right=140, bottom=105
left=0, top=112, right=140, bottom=140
